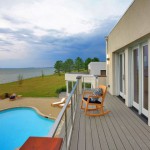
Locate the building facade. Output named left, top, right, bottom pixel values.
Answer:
left=88, top=62, right=106, bottom=76
left=106, top=0, right=150, bottom=125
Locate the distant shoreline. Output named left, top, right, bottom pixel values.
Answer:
left=0, top=67, right=54, bottom=69
left=0, top=67, right=54, bottom=84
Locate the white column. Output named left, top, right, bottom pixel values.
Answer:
left=76, top=76, right=82, bottom=94
left=109, top=52, right=113, bottom=94
left=125, top=48, right=132, bottom=107
left=66, top=80, right=69, bottom=96
left=113, top=53, right=119, bottom=95
left=125, top=48, right=129, bottom=106
left=148, top=39, right=150, bottom=126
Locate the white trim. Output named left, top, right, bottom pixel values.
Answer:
left=133, top=101, right=139, bottom=110
left=142, top=108, right=148, bottom=117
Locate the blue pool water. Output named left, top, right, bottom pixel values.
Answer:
left=0, top=108, right=55, bottom=150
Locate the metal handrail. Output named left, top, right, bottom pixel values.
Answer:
left=49, top=79, right=79, bottom=138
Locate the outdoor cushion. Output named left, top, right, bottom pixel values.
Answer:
left=91, top=88, right=103, bottom=102
left=83, top=97, right=101, bottom=104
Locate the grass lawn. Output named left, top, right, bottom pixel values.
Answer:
left=0, top=74, right=65, bottom=98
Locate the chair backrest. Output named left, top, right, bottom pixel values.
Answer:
left=98, top=85, right=107, bottom=104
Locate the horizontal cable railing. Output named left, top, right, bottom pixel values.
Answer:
left=49, top=77, right=81, bottom=150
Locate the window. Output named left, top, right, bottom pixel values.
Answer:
left=100, top=70, right=106, bottom=76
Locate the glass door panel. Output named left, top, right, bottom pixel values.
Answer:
left=133, top=49, right=139, bottom=104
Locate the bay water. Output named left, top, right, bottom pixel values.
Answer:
left=0, top=68, right=54, bottom=84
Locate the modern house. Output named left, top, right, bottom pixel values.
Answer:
left=106, top=0, right=150, bottom=125
left=19, top=0, right=150, bottom=149
left=88, top=62, right=106, bottom=76
left=65, top=62, right=106, bottom=95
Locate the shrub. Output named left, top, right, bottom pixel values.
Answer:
left=18, top=74, right=23, bottom=86
left=0, top=93, right=11, bottom=99
left=56, top=86, right=66, bottom=94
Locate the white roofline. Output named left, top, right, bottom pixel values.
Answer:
left=107, top=0, right=135, bottom=37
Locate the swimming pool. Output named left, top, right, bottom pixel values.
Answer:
left=0, top=107, right=55, bottom=150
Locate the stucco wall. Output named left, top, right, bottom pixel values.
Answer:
left=98, top=77, right=106, bottom=86
left=107, top=0, right=150, bottom=95
left=108, top=0, right=150, bottom=53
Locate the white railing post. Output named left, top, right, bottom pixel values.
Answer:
left=76, top=76, right=82, bottom=95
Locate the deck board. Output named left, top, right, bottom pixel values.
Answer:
left=85, top=116, right=93, bottom=150
left=69, top=104, right=81, bottom=150
left=95, top=117, right=109, bottom=150
left=68, top=93, right=150, bottom=150
left=90, top=116, right=101, bottom=150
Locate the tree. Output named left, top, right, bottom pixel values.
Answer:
left=54, top=60, right=63, bottom=75
left=18, top=74, right=23, bottom=86
left=74, top=57, right=84, bottom=72
left=63, top=59, right=74, bottom=73
left=92, top=57, right=100, bottom=62
left=84, top=58, right=92, bottom=71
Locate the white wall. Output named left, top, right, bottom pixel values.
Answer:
left=88, top=62, right=106, bottom=76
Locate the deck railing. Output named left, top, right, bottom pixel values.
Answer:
left=49, top=76, right=82, bottom=150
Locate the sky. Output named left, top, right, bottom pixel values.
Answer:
left=0, top=0, right=133, bottom=68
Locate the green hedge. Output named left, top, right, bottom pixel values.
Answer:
left=56, top=86, right=66, bottom=94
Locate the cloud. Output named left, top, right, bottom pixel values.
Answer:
left=0, top=0, right=133, bottom=67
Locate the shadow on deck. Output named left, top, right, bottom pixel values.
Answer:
left=69, top=93, right=150, bottom=150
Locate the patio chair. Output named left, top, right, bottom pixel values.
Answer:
left=51, top=97, right=66, bottom=107
left=80, top=85, right=110, bottom=116
left=9, top=93, right=22, bottom=101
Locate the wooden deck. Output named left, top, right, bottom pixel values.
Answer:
left=69, top=93, right=150, bottom=150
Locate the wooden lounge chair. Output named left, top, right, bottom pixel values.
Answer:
left=51, top=97, right=66, bottom=107
left=58, top=101, right=71, bottom=108
left=80, top=85, right=110, bottom=116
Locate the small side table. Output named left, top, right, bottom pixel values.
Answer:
left=20, top=137, right=63, bottom=150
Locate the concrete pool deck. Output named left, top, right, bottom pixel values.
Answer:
left=0, top=97, right=62, bottom=120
